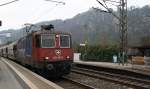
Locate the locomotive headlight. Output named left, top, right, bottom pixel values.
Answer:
left=45, top=57, right=49, bottom=60
left=66, top=56, right=70, bottom=59
left=56, top=34, right=59, bottom=38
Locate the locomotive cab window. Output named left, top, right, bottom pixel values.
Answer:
left=60, top=35, right=70, bottom=48
left=41, top=34, right=55, bottom=48
left=35, top=35, right=41, bottom=48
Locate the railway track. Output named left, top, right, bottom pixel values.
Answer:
left=53, top=70, right=130, bottom=89
left=52, top=76, right=96, bottom=89
left=62, top=76, right=96, bottom=89
left=127, top=66, right=150, bottom=75
left=53, top=73, right=128, bottom=89
left=72, top=64, right=150, bottom=89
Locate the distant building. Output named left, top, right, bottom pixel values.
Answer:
left=127, top=46, right=150, bottom=65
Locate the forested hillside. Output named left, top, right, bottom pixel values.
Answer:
left=1, top=5, right=150, bottom=47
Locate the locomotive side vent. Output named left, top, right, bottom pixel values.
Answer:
left=41, top=24, right=54, bottom=31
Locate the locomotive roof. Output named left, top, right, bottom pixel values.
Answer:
left=0, top=30, right=72, bottom=49
left=33, top=30, right=71, bottom=35
left=17, top=30, right=71, bottom=42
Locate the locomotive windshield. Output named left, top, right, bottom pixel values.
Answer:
left=41, top=34, right=55, bottom=48
left=36, top=34, right=71, bottom=48
left=60, top=35, right=70, bottom=48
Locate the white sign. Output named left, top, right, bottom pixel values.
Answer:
left=80, top=43, right=86, bottom=46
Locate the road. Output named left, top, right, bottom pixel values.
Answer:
left=0, top=58, right=23, bottom=89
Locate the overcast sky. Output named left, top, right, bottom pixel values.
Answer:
left=0, top=0, right=150, bottom=31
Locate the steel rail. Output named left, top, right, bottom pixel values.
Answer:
left=62, top=76, right=96, bottom=89
left=72, top=67, right=150, bottom=89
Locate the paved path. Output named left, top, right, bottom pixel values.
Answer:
left=0, top=58, right=23, bottom=89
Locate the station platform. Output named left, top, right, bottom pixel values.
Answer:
left=0, top=57, right=63, bottom=89
left=73, top=53, right=150, bottom=74
left=74, top=60, right=132, bottom=69
left=0, top=59, right=24, bottom=89
left=74, top=60, right=150, bottom=75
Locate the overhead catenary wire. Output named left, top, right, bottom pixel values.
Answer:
left=94, top=0, right=128, bottom=65
left=45, top=0, right=65, bottom=5
left=95, top=0, right=120, bottom=20
left=28, top=4, right=59, bottom=23
left=0, top=0, right=19, bottom=6
left=27, top=0, right=65, bottom=23
left=104, top=0, right=120, bottom=3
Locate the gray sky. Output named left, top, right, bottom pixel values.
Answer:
left=0, top=0, right=150, bottom=31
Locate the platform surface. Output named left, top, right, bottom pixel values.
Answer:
left=74, top=60, right=150, bottom=75
left=0, top=59, right=23, bottom=89
left=74, top=60, right=131, bottom=68
left=2, top=57, right=63, bottom=89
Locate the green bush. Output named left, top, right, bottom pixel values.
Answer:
left=75, top=45, right=119, bottom=62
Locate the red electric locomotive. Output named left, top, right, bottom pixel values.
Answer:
left=4, top=24, right=73, bottom=77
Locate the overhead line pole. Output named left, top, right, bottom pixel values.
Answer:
left=94, top=0, right=128, bottom=64
left=119, top=0, right=127, bottom=65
